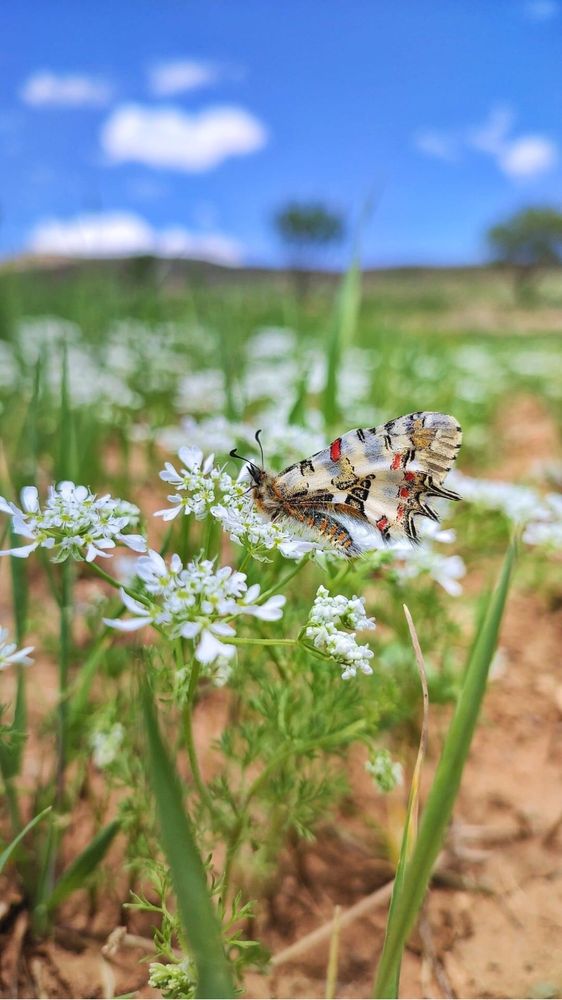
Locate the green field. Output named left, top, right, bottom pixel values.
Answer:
left=0, top=260, right=560, bottom=998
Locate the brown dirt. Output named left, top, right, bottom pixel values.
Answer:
left=1, top=584, right=561, bottom=1000
left=1, top=414, right=561, bottom=999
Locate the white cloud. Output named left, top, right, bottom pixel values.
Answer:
left=499, top=136, right=558, bottom=177
left=148, top=59, right=219, bottom=96
left=413, top=130, right=459, bottom=161
left=101, top=103, right=267, bottom=172
left=523, top=0, right=559, bottom=20
left=27, top=211, right=243, bottom=265
left=466, top=104, right=514, bottom=155
left=20, top=71, right=112, bottom=108
left=416, top=105, right=558, bottom=181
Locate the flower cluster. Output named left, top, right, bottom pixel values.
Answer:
left=305, top=585, right=376, bottom=680
left=104, top=549, right=286, bottom=666
left=0, top=482, right=146, bottom=562
left=365, top=748, right=404, bottom=793
left=155, top=448, right=319, bottom=561
left=0, top=626, right=34, bottom=671
left=155, top=446, right=230, bottom=521
left=449, top=472, right=562, bottom=551
left=148, top=960, right=197, bottom=1000
left=211, top=477, right=318, bottom=561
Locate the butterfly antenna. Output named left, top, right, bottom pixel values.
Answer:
left=229, top=447, right=259, bottom=476
left=255, top=429, right=265, bottom=469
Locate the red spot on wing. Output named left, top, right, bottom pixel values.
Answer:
left=399, top=486, right=410, bottom=498
left=404, top=471, right=416, bottom=482
left=391, top=453, right=402, bottom=471
left=376, top=516, right=389, bottom=532
left=396, top=504, right=405, bottom=521
left=330, top=437, right=342, bottom=462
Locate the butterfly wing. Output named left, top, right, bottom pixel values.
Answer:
left=273, top=411, right=462, bottom=551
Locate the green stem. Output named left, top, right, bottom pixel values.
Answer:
left=159, top=521, right=175, bottom=557
left=259, top=554, right=311, bottom=603
left=177, top=642, right=216, bottom=818
left=224, top=636, right=297, bottom=647
left=56, top=560, right=73, bottom=808
left=237, top=550, right=251, bottom=574
left=88, top=561, right=151, bottom=607
left=5, top=778, right=22, bottom=836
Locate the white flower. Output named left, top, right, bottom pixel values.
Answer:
left=175, top=369, right=226, bottom=414
left=157, top=415, right=256, bottom=458
left=0, top=626, right=34, bottom=670
left=103, top=550, right=286, bottom=668
left=90, top=723, right=125, bottom=768
left=365, top=749, right=404, bottom=793
left=154, top=447, right=229, bottom=521
left=522, top=492, right=562, bottom=549
left=305, top=585, right=376, bottom=679
left=396, top=549, right=467, bottom=597
left=211, top=476, right=319, bottom=562
left=448, top=471, right=550, bottom=526
left=0, top=482, right=146, bottom=562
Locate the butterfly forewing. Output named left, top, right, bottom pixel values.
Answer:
left=272, top=411, right=462, bottom=551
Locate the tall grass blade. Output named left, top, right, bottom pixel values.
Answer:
left=141, top=684, right=235, bottom=999
left=322, top=252, right=362, bottom=430
left=43, top=819, right=120, bottom=914
left=373, top=540, right=516, bottom=998
left=379, top=605, right=430, bottom=996
left=56, top=340, right=77, bottom=483
left=0, top=806, right=51, bottom=873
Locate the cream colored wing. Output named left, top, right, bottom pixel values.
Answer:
left=273, top=411, right=462, bottom=550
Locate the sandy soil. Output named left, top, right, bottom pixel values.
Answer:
left=1, top=583, right=560, bottom=1000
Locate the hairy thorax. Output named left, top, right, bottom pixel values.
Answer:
left=251, top=475, right=284, bottom=520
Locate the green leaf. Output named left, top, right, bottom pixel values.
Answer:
left=373, top=540, right=516, bottom=998
left=141, top=684, right=235, bottom=999
left=44, top=819, right=120, bottom=914
left=0, top=806, right=51, bottom=874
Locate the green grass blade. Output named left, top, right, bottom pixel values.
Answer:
left=10, top=524, right=29, bottom=646
left=0, top=806, right=52, bottom=874
left=322, top=253, right=362, bottom=430
left=44, top=819, right=120, bottom=914
left=379, top=605, right=430, bottom=996
left=141, top=684, right=235, bottom=999
left=56, top=340, right=77, bottom=483
left=373, top=540, right=516, bottom=998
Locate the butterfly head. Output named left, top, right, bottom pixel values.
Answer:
left=229, top=429, right=267, bottom=486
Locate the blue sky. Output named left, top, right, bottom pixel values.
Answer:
left=1, top=0, right=561, bottom=266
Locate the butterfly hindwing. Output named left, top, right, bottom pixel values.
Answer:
left=272, top=411, right=462, bottom=550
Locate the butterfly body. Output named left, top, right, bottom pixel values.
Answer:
left=241, top=411, right=462, bottom=556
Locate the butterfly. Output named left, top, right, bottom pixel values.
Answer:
left=230, top=411, right=462, bottom=556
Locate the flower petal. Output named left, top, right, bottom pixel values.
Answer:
left=119, top=533, right=147, bottom=553
left=209, top=621, right=236, bottom=637
left=178, top=446, right=203, bottom=471
left=154, top=506, right=182, bottom=521
left=20, top=486, right=39, bottom=513
left=120, top=588, right=151, bottom=616
left=102, top=616, right=150, bottom=632
left=179, top=621, right=201, bottom=639
left=195, top=628, right=235, bottom=664
left=0, top=542, right=39, bottom=559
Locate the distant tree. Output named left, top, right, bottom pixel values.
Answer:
left=487, top=206, right=562, bottom=300
left=273, top=201, right=345, bottom=299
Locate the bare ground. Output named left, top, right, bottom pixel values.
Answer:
left=0, top=583, right=560, bottom=1000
